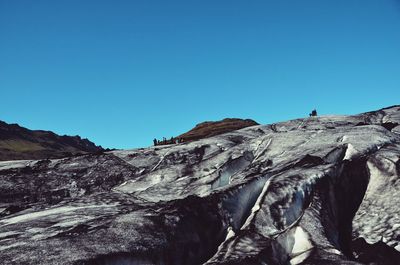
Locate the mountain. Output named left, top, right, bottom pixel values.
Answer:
left=0, top=120, right=103, bottom=161
left=1, top=106, right=400, bottom=265
left=178, top=118, right=258, bottom=142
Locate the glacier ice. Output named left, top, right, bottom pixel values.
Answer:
left=1, top=106, right=400, bottom=264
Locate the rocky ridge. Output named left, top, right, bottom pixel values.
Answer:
left=177, top=118, right=259, bottom=142
left=0, top=120, right=103, bottom=161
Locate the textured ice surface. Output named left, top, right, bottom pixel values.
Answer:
left=1, top=106, right=400, bottom=264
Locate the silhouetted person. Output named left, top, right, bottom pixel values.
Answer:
left=163, top=137, right=166, bottom=144
left=309, top=109, right=317, bottom=117
left=153, top=138, right=157, bottom=146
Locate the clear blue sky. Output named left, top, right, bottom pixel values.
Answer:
left=1, top=0, right=400, bottom=149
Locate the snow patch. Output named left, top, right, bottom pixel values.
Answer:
left=325, top=248, right=341, bottom=255
left=0, top=160, right=33, bottom=170
left=225, top=227, right=235, bottom=240
left=395, top=244, right=400, bottom=252
left=344, top=144, right=358, bottom=160
left=289, top=226, right=313, bottom=265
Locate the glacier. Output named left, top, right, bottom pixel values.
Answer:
left=1, top=106, right=400, bottom=264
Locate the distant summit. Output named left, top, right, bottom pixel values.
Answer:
left=0, top=120, right=103, bottom=161
left=177, top=118, right=258, bottom=142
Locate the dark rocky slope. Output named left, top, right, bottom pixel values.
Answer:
left=177, top=118, right=258, bottom=142
left=0, top=120, right=103, bottom=161
left=1, top=106, right=400, bottom=265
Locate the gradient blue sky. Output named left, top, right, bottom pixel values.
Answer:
left=1, top=0, right=400, bottom=149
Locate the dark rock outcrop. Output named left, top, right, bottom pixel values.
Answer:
left=178, top=118, right=258, bottom=142
left=0, top=120, right=103, bottom=161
